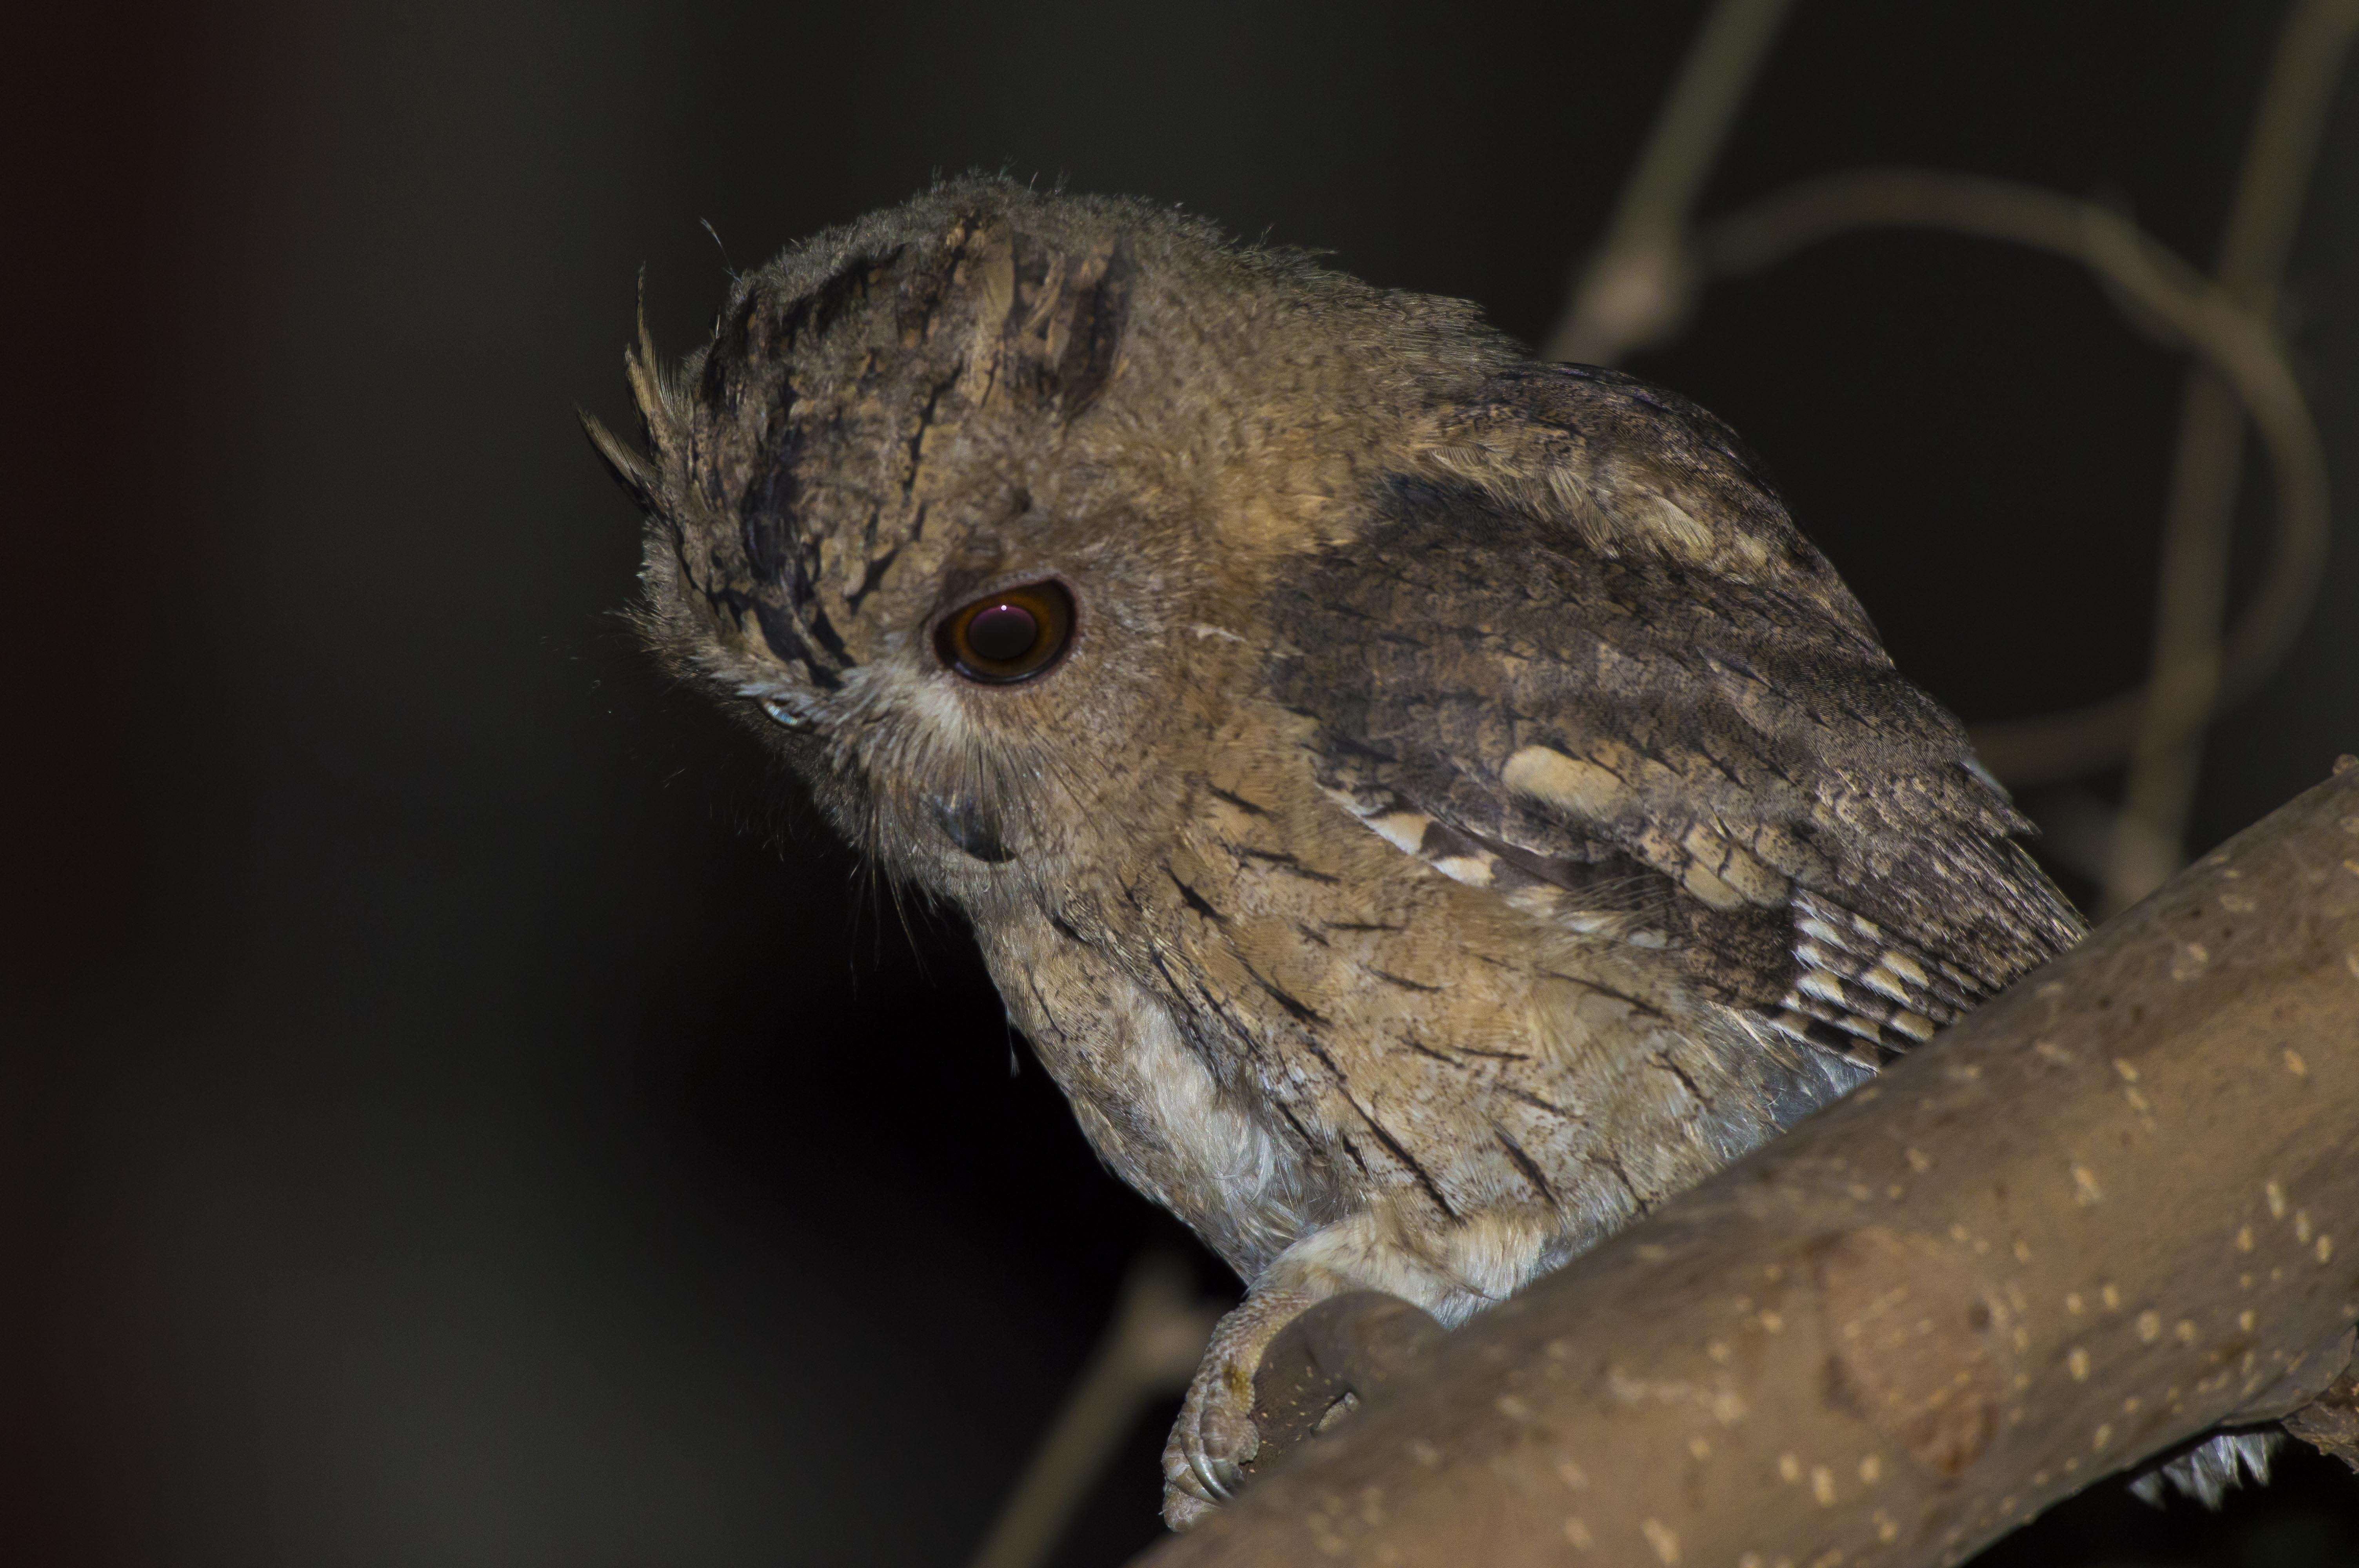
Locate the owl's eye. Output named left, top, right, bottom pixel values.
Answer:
left=934, top=580, right=1074, bottom=684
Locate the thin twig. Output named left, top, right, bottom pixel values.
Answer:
left=1541, top=0, right=1795, bottom=365
left=968, top=1253, right=1224, bottom=1568
left=1698, top=171, right=2332, bottom=790
left=2101, top=0, right=2359, bottom=914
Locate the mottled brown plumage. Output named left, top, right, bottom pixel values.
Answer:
left=589, top=178, right=2084, bottom=1527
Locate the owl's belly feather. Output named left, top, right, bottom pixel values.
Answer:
left=980, top=817, right=1859, bottom=1310
left=1155, top=783, right=1810, bottom=1249
left=987, top=897, right=1591, bottom=1319
left=981, top=909, right=1336, bottom=1279
left=967, top=734, right=1876, bottom=1306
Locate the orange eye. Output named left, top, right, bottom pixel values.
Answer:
left=934, top=580, right=1075, bottom=684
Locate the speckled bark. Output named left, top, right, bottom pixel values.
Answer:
left=1141, top=763, right=2359, bottom=1568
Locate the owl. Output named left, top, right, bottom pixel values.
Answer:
left=589, top=178, right=2092, bottom=1528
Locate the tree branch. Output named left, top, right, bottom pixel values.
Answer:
left=1140, top=760, right=2359, bottom=1568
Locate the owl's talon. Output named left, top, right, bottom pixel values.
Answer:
left=1194, top=1455, right=1231, bottom=1503
left=1163, top=1376, right=1256, bottom=1526
left=1161, top=1293, right=1297, bottom=1528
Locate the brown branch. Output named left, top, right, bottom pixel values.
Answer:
left=1138, top=760, right=2359, bottom=1568
left=1697, top=170, right=2333, bottom=790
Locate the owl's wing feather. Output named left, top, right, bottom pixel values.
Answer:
left=1268, top=468, right=2084, bottom=1069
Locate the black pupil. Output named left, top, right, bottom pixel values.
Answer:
left=965, top=603, right=1040, bottom=663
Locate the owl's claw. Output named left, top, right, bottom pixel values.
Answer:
left=1160, top=1294, right=1292, bottom=1530
left=1160, top=1359, right=1255, bottom=1527
left=1185, top=1430, right=1237, bottom=1504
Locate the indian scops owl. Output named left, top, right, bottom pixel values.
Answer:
left=590, top=179, right=2089, bottom=1528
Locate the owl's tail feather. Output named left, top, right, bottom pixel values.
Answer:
left=2126, top=1429, right=2280, bottom=1509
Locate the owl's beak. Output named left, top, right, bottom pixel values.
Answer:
left=932, top=795, right=1014, bottom=864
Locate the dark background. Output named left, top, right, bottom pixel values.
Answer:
left=9, top=2, right=2359, bottom=1564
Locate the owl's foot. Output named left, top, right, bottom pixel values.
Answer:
left=1160, top=1289, right=1308, bottom=1530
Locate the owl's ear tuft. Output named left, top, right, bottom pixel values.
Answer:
left=996, top=230, right=1135, bottom=418
left=585, top=282, right=698, bottom=514
left=579, top=406, right=659, bottom=511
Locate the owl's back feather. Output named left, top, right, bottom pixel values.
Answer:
left=1272, top=372, right=2084, bottom=1086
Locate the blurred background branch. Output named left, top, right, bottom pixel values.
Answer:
left=968, top=1256, right=1223, bottom=1568
left=1542, top=0, right=1795, bottom=367
left=2103, top=0, right=2359, bottom=913
left=1699, top=167, right=2330, bottom=802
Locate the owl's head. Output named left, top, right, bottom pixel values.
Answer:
left=589, top=180, right=1847, bottom=907
left=586, top=180, right=1493, bottom=901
